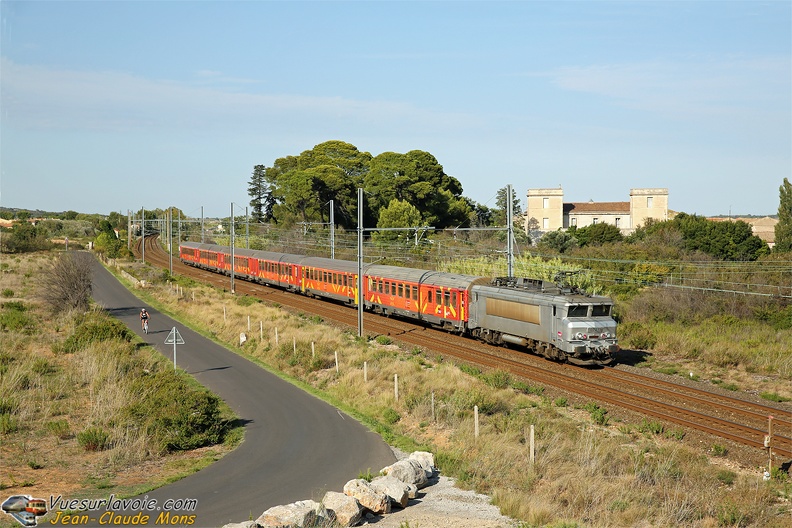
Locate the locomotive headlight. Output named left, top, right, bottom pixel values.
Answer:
left=575, top=332, right=587, bottom=340
left=601, top=332, right=611, bottom=339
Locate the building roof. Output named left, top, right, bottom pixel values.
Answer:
left=564, top=201, right=630, bottom=214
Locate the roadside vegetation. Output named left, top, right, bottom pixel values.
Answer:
left=0, top=252, right=241, bottom=511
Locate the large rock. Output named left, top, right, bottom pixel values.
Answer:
left=370, top=475, right=410, bottom=508
left=321, top=491, right=362, bottom=527
left=409, top=451, right=437, bottom=477
left=221, top=523, right=258, bottom=528
left=256, top=500, right=328, bottom=527
left=343, top=479, right=390, bottom=514
left=381, top=459, right=429, bottom=489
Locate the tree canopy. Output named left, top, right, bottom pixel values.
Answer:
left=256, top=141, right=472, bottom=231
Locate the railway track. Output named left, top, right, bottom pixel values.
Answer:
left=134, top=236, right=792, bottom=463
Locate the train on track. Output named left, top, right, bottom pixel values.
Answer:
left=179, top=241, right=619, bottom=366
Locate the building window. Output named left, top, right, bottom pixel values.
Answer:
left=543, top=197, right=549, bottom=208
left=615, top=217, right=621, bottom=228
left=647, top=197, right=653, bottom=208
left=543, top=217, right=549, bottom=229
left=571, top=217, right=577, bottom=227
left=593, top=218, right=598, bottom=224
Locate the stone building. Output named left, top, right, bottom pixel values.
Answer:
left=524, top=187, right=669, bottom=235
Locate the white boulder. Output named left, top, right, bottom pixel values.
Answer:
left=321, top=491, right=362, bottom=527
left=370, top=475, right=410, bottom=508
left=343, top=478, right=390, bottom=514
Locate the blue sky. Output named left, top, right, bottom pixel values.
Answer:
left=1, top=1, right=789, bottom=219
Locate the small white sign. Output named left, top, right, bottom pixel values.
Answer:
left=165, top=327, right=185, bottom=345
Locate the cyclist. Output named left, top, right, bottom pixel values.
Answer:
left=140, top=308, right=150, bottom=332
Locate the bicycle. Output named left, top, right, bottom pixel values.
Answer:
left=143, top=319, right=148, bottom=334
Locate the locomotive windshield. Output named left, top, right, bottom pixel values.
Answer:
left=567, top=305, right=589, bottom=317
left=591, top=305, right=611, bottom=317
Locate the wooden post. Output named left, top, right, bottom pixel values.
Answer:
left=364, top=361, right=367, bottom=382
left=530, top=425, right=535, bottom=464
left=312, top=342, right=315, bottom=359
left=431, top=391, right=435, bottom=422
left=275, top=327, right=279, bottom=346
left=223, top=305, right=226, bottom=323
left=474, top=405, right=479, bottom=439
left=260, top=321, right=263, bottom=341
left=394, top=374, right=399, bottom=401
left=247, top=315, right=251, bottom=331
left=335, top=351, right=339, bottom=374
left=766, top=415, right=774, bottom=477
left=293, top=336, right=296, bottom=354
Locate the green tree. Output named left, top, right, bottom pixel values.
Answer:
left=670, top=213, right=768, bottom=261
left=1, top=222, right=52, bottom=253
left=364, top=150, right=469, bottom=229
left=373, top=199, right=423, bottom=243
left=775, top=177, right=792, bottom=253
left=537, top=230, right=578, bottom=253
left=574, top=223, right=624, bottom=247
left=492, top=186, right=523, bottom=226
left=265, top=141, right=370, bottom=228
left=248, top=165, right=274, bottom=223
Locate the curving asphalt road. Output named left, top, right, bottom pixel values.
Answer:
left=86, top=257, right=395, bottom=527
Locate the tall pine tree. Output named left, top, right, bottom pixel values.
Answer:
left=775, top=177, right=792, bottom=253
left=248, top=165, right=274, bottom=223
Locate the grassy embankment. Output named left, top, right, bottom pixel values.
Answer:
left=106, top=255, right=791, bottom=527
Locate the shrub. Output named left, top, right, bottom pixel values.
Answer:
left=45, top=420, right=72, bottom=439
left=124, top=369, right=225, bottom=453
left=0, top=301, right=36, bottom=333
left=1, top=289, right=13, bottom=298
left=40, top=252, right=94, bottom=312
left=584, top=402, right=609, bottom=426
left=0, top=413, right=18, bottom=434
left=375, top=335, right=392, bottom=346
left=760, top=392, right=790, bottom=403
left=620, top=322, right=657, bottom=350
left=483, top=369, right=511, bottom=389
left=61, top=312, right=132, bottom=354
left=383, top=408, right=401, bottom=425
left=77, top=427, right=110, bottom=451
left=638, top=419, right=665, bottom=435
left=710, top=444, right=728, bottom=457
left=716, top=470, right=736, bottom=486
left=235, top=295, right=257, bottom=307
left=512, top=381, right=544, bottom=396
left=31, top=358, right=56, bottom=376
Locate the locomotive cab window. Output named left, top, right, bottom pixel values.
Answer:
left=567, top=305, right=589, bottom=317
left=592, top=305, right=611, bottom=317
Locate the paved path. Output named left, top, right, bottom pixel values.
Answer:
left=88, top=258, right=395, bottom=527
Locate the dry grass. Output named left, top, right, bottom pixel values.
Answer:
left=114, top=257, right=792, bottom=528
